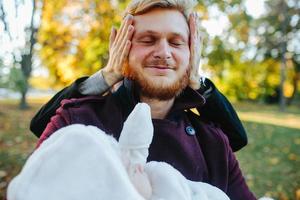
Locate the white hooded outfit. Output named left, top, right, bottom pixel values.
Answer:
left=7, top=103, right=230, bottom=200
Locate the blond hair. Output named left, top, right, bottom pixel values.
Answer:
left=124, top=0, right=197, bottom=20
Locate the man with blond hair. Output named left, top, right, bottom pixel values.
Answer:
left=31, top=0, right=256, bottom=199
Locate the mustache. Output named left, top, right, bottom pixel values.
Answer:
left=143, top=59, right=175, bottom=67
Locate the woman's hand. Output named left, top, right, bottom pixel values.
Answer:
left=188, top=12, right=203, bottom=90
left=102, top=14, right=135, bottom=86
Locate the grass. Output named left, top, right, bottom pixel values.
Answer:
left=0, top=99, right=299, bottom=199
left=234, top=102, right=300, bottom=199
left=236, top=122, right=300, bottom=199
left=0, top=100, right=40, bottom=198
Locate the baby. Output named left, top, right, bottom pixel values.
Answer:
left=7, top=103, right=230, bottom=200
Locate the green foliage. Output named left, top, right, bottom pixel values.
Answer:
left=250, top=0, right=300, bottom=104
left=8, top=67, right=27, bottom=93
left=201, top=0, right=299, bottom=103
left=0, top=60, right=6, bottom=88
left=255, top=0, right=299, bottom=60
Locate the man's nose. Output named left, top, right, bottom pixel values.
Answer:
left=153, top=39, right=171, bottom=59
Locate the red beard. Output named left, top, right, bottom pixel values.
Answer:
left=123, top=61, right=190, bottom=100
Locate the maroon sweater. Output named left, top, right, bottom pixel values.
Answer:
left=38, top=82, right=256, bottom=200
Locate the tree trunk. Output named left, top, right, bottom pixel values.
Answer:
left=19, top=90, right=29, bottom=109
left=279, top=56, right=286, bottom=111
left=279, top=0, right=288, bottom=112
left=19, top=54, right=32, bottom=110
left=19, top=74, right=29, bottom=109
left=18, top=0, right=38, bottom=110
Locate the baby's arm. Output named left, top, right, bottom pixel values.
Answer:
left=118, top=103, right=154, bottom=199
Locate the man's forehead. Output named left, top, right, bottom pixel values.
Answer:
left=133, top=8, right=190, bottom=37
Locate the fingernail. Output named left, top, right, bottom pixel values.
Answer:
left=111, top=26, right=117, bottom=34
left=127, top=14, right=133, bottom=20
left=190, top=12, right=194, bottom=19
left=128, top=25, right=133, bottom=31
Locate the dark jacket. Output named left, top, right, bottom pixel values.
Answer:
left=38, top=80, right=256, bottom=200
left=31, top=77, right=248, bottom=152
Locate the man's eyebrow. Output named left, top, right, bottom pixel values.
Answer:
left=171, top=33, right=187, bottom=40
left=135, top=30, right=159, bottom=36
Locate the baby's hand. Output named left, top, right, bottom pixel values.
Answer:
left=128, top=164, right=152, bottom=199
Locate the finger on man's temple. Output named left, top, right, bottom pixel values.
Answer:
left=120, top=40, right=132, bottom=64
left=109, top=27, right=117, bottom=50
left=195, top=13, right=202, bottom=37
left=188, top=13, right=193, bottom=46
left=121, top=25, right=134, bottom=62
left=189, top=13, right=197, bottom=47
left=191, top=13, right=198, bottom=36
left=118, top=25, right=134, bottom=53
left=115, top=15, right=133, bottom=45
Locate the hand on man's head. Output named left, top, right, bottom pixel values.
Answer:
left=102, top=14, right=135, bottom=86
left=188, top=12, right=203, bottom=90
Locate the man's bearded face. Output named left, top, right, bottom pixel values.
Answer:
left=124, top=8, right=191, bottom=100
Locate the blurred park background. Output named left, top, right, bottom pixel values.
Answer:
left=0, top=0, right=299, bottom=199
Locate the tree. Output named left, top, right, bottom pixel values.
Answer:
left=0, top=0, right=41, bottom=109
left=201, top=0, right=300, bottom=108
left=254, top=0, right=300, bottom=109
left=38, top=0, right=123, bottom=87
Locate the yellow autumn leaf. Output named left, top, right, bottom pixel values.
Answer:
left=269, top=157, right=279, bottom=165
left=288, top=153, right=297, bottom=161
